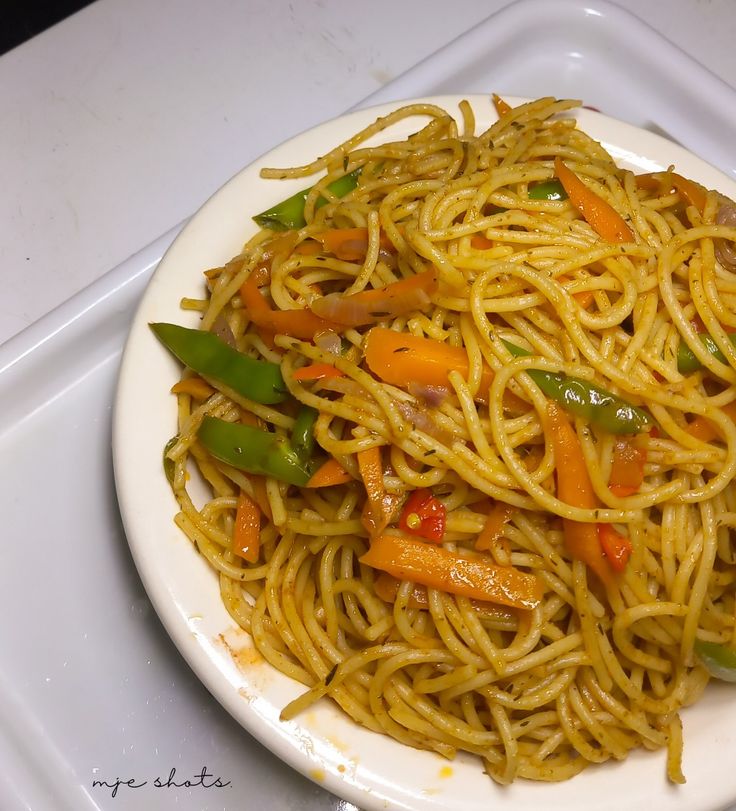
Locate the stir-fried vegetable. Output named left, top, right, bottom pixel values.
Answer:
left=677, top=332, right=736, bottom=374
left=546, top=402, right=614, bottom=586
left=364, top=327, right=494, bottom=400
left=492, top=93, right=512, bottom=117
left=597, top=524, right=632, bottom=572
left=291, top=405, right=318, bottom=462
left=398, top=489, right=447, bottom=543
left=151, top=322, right=287, bottom=405
left=232, top=490, right=262, bottom=563
left=310, top=269, right=438, bottom=327
left=555, top=158, right=634, bottom=243
left=313, top=227, right=396, bottom=261
left=475, top=502, right=515, bottom=552
left=240, top=267, right=339, bottom=340
left=608, top=436, right=647, bottom=497
left=357, top=447, right=400, bottom=536
left=694, top=639, right=736, bottom=682
left=528, top=179, right=568, bottom=201
left=198, top=416, right=312, bottom=486
left=503, top=340, right=652, bottom=434
left=360, top=531, right=543, bottom=610
left=636, top=171, right=708, bottom=213
left=306, top=457, right=353, bottom=488
left=253, top=169, right=361, bottom=230
left=292, top=363, right=344, bottom=382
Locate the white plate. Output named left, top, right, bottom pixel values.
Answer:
left=113, top=95, right=736, bottom=811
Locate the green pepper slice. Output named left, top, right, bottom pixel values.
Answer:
left=528, top=179, right=568, bottom=201
left=253, top=169, right=361, bottom=231
left=198, top=416, right=312, bottom=486
left=677, top=333, right=736, bottom=374
left=163, top=435, right=178, bottom=485
left=503, top=340, right=652, bottom=434
left=694, top=639, right=736, bottom=683
left=291, top=405, right=318, bottom=463
left=151, top=323, right=287, bottom=405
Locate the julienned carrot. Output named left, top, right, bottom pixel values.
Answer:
left=232, top=490, right=262, bottom=563
left=686, top=401, right=736, bottom=443
left=240, top=267, right=340, bottom=340
left=554, top=158, right=634, bottom=244
left=546, top=402, right=613, bottom=586
left=608, top=436, right=647, bottom=497
left=373, top=571, right=429, bottom=609
left=360, top=532, right=543, bottom=610
left=170, top=376, right=215, bottom=399
left=492, top=93, right=512, bottom=117
left=475, top=502, right=515, bottom=552
left=310, top=268, right=438, bottom=327
left=313, top=227, right=396, bottom=261
left=471, top=234, right=495, bottom=250
left=636, top=171, right=708, bottom=213
left=364, top=327, right=494, bottom=403
left=306, top=457, right=353, bottom=488
left=597, top=524, right=632, bottom=573
left=292, top=363, right=345, bottom=382
left=357, top=447, right=399, bottom=536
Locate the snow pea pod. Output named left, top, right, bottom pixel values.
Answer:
left=694, top=639, right=736, bottom=683
left=291, top=405, right=318, bottom=463
left=528, top=179, right=568, bottom=201
left=677, top=333, right=736, bottom=374
left=253, top=169, right=361, bottom=231
left=198, top=416, right=312, bottom=486
left=151, top=322, right=287, bottom=405
left=502, top=340, right=652, bottom=434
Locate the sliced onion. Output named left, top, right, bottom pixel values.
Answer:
left=396, top=401, right=453, bottom=444
left=211, top=313, right=236, bottom=347
left=311, top=287, right=432, bottom=327
left=407, top=381, right=450, bottom=408
left=715, top=199, right=736, bottom=271
left=314, top=329, right=342, bottom=355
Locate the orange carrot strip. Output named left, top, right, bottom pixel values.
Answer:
left=232, top=491, right=261, bottom=563
left=364, top=327, right=494, bottom=403
left=475, top=502, right=515, bottom=552
left=357, top=447, right=400, bottom=536
left=307, top=457, right=353, bottom=488
left=292, top=363, right=345, bottom=382
left=555, top=157, right=634, bottom=243
left=170, top=377, right=215, bottom=399
left=598, top=524, right=632, bottom=573
left=636, top=171, right=708, bottom=213
left=686, top=401, right=736, bottom=443
left=240, top=269, right=340, bottom=340
left=310, top=269, right=438, bottom=327
left=471, top=234, right=495, bottom=250
left=608, top=437, right=647, bottom=497
left=373, top=572, right=429, bottom=609
left=687, top=416, right=720, bottom=443
left=360, top=532, right=543, bottom=610
left=492, top=93, right=512, bottom=117
left=546, top=402, right=613, bottom=585
left=314, top=227, right=395, bottom=261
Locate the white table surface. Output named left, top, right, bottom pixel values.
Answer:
left=1, top=0, right=735, bottom=347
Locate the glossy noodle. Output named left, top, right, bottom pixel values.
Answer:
left=157, top=97, right=736, bottom=783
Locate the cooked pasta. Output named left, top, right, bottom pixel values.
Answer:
left=155, top=96, right=736, bottom=784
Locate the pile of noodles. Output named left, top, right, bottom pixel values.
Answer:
left=162, top=96, right=736, bottom=784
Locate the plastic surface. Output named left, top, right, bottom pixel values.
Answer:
left=3, top=1, right=736, bottom=808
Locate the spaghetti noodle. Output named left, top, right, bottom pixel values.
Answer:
left=155, top=97, right=736, bottom=783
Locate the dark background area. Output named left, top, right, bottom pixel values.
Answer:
left=2, top=0, right=96, bottom=55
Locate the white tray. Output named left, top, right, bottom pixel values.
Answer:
left=2, top=2, right=735, bottom=809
